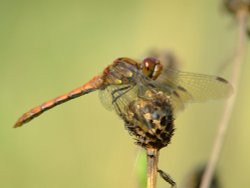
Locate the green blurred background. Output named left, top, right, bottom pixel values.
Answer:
left=1, top=0, right=249, bottom=187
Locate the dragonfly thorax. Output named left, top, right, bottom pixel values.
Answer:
left=103, top=57, right=163, bottom=87
left=103, top=57, right=140, bottom=86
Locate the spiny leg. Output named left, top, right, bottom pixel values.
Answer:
left=112, top=94, right=125, bottom=119
left=158, top=169, right=176, bottom=187
left=111, top=85, right=133, bottom=104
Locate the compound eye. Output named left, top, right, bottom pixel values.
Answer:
left=142, top=57, right=157, bottom=77
left=142, top=57, right=162, bottom=80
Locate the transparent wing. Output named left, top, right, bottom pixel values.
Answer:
left=156, top=68, right=233, bottom=112
left=99, top=84, right=137, bottom=111
left=98, top=60, right=158, bottom=118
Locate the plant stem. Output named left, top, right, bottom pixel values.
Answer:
left=146, top=148, right=159, bottom=188
left=200, top=6, right=248, bottom=188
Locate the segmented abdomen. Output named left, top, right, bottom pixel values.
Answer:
left=14, top=76, right=103, bottom=128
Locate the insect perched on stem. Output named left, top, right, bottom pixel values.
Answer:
left=14, top=57, right=232, bottom=187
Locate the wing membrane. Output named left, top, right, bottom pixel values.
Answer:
left=156, top=68, right=233, bottom=111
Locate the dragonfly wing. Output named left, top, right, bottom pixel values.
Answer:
left=155, top=68, right=233, bottom=112
left=99, top=84, right=139, bottom=115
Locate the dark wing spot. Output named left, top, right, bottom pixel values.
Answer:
left=177, top=86, right=187, bottom=92
left=216, top=77, right=229, bottom=84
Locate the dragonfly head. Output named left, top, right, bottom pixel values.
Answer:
left=141, top=57, right=163, bottom=80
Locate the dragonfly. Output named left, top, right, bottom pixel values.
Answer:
left=14, top=57, right=232, bottom=128
left=14, top=57, right=232, bottom=187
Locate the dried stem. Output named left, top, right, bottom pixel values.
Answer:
left=146, top=148, right=159, bottom=188
left=200, top=6, right=248, bottom=188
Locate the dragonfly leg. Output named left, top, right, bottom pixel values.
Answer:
left=111, top=85, right=133, bottom=104
left=111, top=85, right=134, bottom=118
left=158, top=169, right=177, bottom=187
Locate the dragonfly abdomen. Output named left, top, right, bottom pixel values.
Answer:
left=14, top=76, right=103, bottom=128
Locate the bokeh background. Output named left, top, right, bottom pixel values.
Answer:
left=1, top=0, right=249, bottom=187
